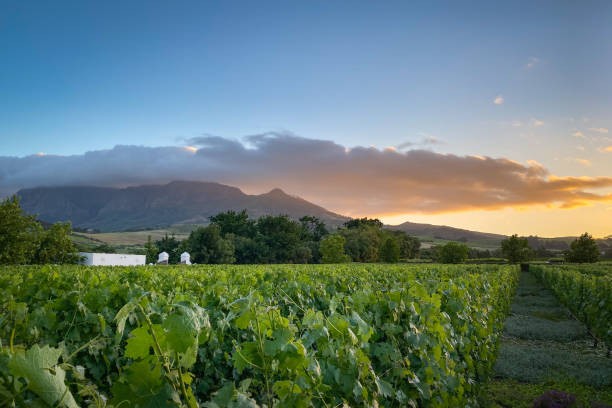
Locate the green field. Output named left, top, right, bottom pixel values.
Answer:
left=72, top=225, right=199, bottom=252
left=2, top=263, right=610, bottom=407
left=1, top=263, right=518, bottom=407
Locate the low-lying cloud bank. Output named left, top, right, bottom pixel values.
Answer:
left=1, top=132, right=611, bottom=215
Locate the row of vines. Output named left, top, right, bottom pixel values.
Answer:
left=531, top=264, right=612, bottom=349
left=0, top=264, right=519, bottom=407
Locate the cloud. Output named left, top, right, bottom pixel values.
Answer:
left=571, top=158, right=592, bottom=167
left=493, top=95, right=504, bottom=105
left=396, top=135, right=442, bottom=150
left=531, top=119, right=544, bottom=127
left=526, top=57, right=540, bottom=69
left=526, top=160, right=544, bottom=168
left=589, top=127, right=609, bottom=134
left=599, top=146, right=612, bottom=153
left=572, top=132, right=584, bottom=138
left=2, top=132, right=612, bottom=216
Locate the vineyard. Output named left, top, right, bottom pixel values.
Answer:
left=488, top=264, right=612, bottom=407
left=531, top=264, right=612, bottom=350
left=0, top=264, right=519, bottom=407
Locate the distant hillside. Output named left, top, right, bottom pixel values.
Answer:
left=17, top=181, right=349, bottom=232
left=387, top=221, right=508, bottom=246
left=16, top=181, right=609, bottom=248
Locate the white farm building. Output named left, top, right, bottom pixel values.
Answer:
left=79, top=252, right=146, bottom=266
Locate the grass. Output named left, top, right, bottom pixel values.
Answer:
left=487, top=270, right=612, bottom=407
left=502, top=315, right=588, bottom=341
left=493, top=342, right=612, bottom=386
left=71, top=224, right=198, bottom=252
left=482, top=379, right=612, bottom=408
left=78, top=228, right=191, bottom=246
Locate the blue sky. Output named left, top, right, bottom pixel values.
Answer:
left=1, top=1, right=611, bottom=235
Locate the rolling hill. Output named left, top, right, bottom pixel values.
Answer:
left=387, top=221, right=507, bottom=247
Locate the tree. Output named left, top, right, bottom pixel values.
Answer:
left=92, top=243, right=116, bottom=253
left=209, top=210, right=256, bottom=238
left=293, top=245, right=313, bottom=264
left=0, top=196, right=80, bottom=265
left=256, top=215, right=305, bottom=263
left=380, top=237, right=400, bottom=263
left=343, top=217, right=383, bottom=230
left=437, top=242, right=470, bottom=264
left=184, top=225, right=235, bottom=264
left=319, top=234, right=350, bottom=263
left=340, top=227, right=381, bottom=262
left=299, top=216, right=328, bottom=263
left=501, top=234, right=533, bottom=263
left=144, top=236, right=158, bottom=264
left=388, top=230, right=420, bottom=259
left=32, top=222, right=80, bottom=264
left=0, top=196, right=42, bottom=265
left=155, top=234, right=182, bottom=264
left=299, top=216, right=328, bottom=241
left=565, top=233, right=600, bottom=263
left=226, top=234, right=268, bottom=264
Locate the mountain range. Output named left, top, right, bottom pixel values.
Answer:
left=17, top=181, right=349, bottom=232
left=16, top=181, right=609, bottom=249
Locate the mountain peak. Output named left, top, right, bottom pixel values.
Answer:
left=264, top=188, right=288, bottom=196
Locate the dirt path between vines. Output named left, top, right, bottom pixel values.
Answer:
left=482, top=271, right=612, bottom=408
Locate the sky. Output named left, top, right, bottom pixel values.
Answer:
left=1, top=1, right=611, bottom=237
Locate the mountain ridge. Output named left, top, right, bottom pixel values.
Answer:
left=16, top=181, right=609, bottom=246
left=17, top=181, right=349, bottom=232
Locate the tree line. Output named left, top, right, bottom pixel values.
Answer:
left=144, top=211, right=421, bottom=264
left=0, top=195, right=604, bottom=265
left=423, top=233, right=602, bottom=264
left=0, top=196, right=79, bottom=265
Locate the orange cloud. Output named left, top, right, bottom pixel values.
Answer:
left=3, top=133, right=612, bottom=216
left=589, top=128, right=609, bottom=134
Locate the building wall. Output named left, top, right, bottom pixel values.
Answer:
left=79, top=252, right=146, bottom=266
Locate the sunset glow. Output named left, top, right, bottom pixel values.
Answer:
left=1, top=1, right=610, bottom=237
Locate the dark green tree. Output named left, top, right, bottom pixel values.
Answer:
left=0, top=196, right=42, bottom=265
left=0, top=196, right=79, bottom=265
left=144, top=236, right=158, bottom=264
left=319, top=234, right=350, bottom=263
left=155, top=234, right=182, bottom=264
left=32, top=222, right=80, bottom=264
left=340, top=227, right=381, bottom=262
left=226, top=234, right=268, bottom=264
left=388, top=230, right=420, bottom=259
left=293, top=245, right=313, bottom=264
left=565, top=233, right=600, bottom=263
left=92, top=243, right=116, bottom=253
left=209, top=210, right=256, bottom=238
left=299, top=216, right=329, bottom=241
left=184, top=225, right=235, bottom=264
left=256, top=215, right=305, bottom=263
left=380, top=237, right=400, bottom=263
left=299, top=216, right=329, bottom=263
left=501, top=234, right=533, bottom=263
left=437, top=242, right=470, bottom=264
left=343, top=217, right=383, bottom=230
